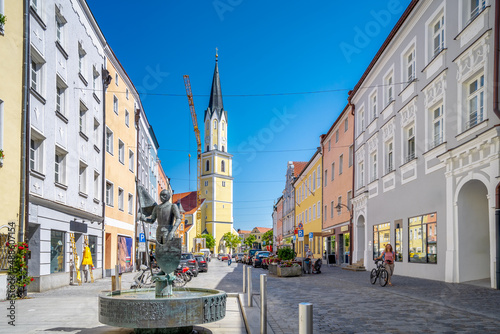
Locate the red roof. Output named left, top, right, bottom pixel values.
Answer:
left=292, top=161, right=308, bottom=177
left=238, top=230, right=252, bottom=234
left=254, top=227, right=272, bottom=233
left=172, top=191, right=204, bottom=215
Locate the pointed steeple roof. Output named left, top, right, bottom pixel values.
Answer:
left=205, top=51, right=227, bottom=121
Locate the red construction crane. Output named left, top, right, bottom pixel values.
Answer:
left=183, top=75, right=202, bottom=237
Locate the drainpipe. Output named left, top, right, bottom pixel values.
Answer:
left=494, top=0, right=500, bottom=290
left=20, top=0, right=30, bottom=243
left=101, top=65, right=111, bottom=278
left=348, top=95, right=356, bottom=266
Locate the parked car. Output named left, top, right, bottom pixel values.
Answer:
left=195, top=255, right=208, bottom=272
left=221, top=254, right=229, bottom=261
left=200, top=248, right=211, bottom=262
left=245, top=249, right=260, bottom=265
left=235, top=253, right=245, bottom=263
left=180, top=253, right=199, bottom=277
left=252, top=251, right=270, bottom=268
left=217, top=253, right=224, bottom=260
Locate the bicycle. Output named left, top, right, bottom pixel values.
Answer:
left=131, top=265, right=155, bottom=289
left=370, top=259, right=388, bottom=287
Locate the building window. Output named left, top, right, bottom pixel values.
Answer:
left=324, top=170, right=328, bottom=187
left=405, top=48, right=416, bottom=82
left=56, top=82, right=66, bottom=115
left=339, top=155, right=343, bottom=175
left=105, top=181, right=113, bottom=206
left=305, top=210, right=308, bottom=223
left=347, top=191, right=352, bottom=211
left=317, top=201, right=321, bottom=218
left=79, top=104, right=87, bottom=134
left=30, top=0, right=40, bottom=15
left=405, top=126, right=416, bottom=163
left=30, top=134, right=44, bottom=173
left=125, top=109, right=129, bottom=127
left=113, top=95, right=118, bottom=115
left=335, top=130, right=339, bottom=143
left=313, top=204, right=316, bottom=220
left=469, top=0, right=486, bottom=23
left=105, top=127, right=113, bottom=154
left=118, top=140, right=124, bottom=164
left=409, top=213, right=437, bottom=264
left=128, top=194, right=133, bottom=214
left=395, top=225, right=403, bottom=262
left=115, top=73, right=119, bottom=86
left=432, top=15, right=445, bottom=58
left=54, top=149, right=66, bottom=185
left=316, top=166, right=321, bottom=189
left=128, top=150, right=134, bottom=171
left=214, top=121, right=217, bottom=129
left=93, top=119, right=100, bottom=147
left=337, top=196, right=342, bottom=215
left=56, top=17, right=64, bottom=46
left=94, top=172, right=100, bottom=200
left=222, top=181, right=226, bottom=187
left=359, top=108, right=365, bottom=133
left=126, top=88, right=129, bottom=100
left=431, top=105, right=444, bottom=148
left=373, top=223, right=391, bottom=260
left=330, top=201, right=334, bottom=218
left=221, top=160, right=225, bottom=172
left=385, top=72, right=394, bottom=106
left=344, top=118, right=348, bottom=132
left=358, top=161, right=364, bottom=189
left=78, top=43, right=86, bottom=78
left=31, top=59, right=43, bottom=93
left=205, top=160, right=210, bottom=172
left=370, top=153, right=377, bottom=182
left=466, top=73, right=484, bottom=130
left=328, top=139, right=331, bottom=151
left=50, top=230, right=65, bottom=274
left=324, top=206, right=327, bottom=219
left=88, top=235, right=97, bottom=267
left=370, top=93, right=377, bottom=121
left=118, top=188, right=124, bottom=211
left=386, top=141, right=394, bottom=173
left=93, top=67, right=99, bottom=94
left=204, top=181, right=208, bottom=186
left=79, top=162, right=87, bottom=194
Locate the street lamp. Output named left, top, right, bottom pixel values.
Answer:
left=334, top=203, right=352, bottom=217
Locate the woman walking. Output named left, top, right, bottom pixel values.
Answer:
left=376, top=244, right=395, bottom=286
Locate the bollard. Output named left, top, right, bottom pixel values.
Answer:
left=115, top=265, right=121, bottom=291
left=243, top=264, right=247, bottom=293
left=299, top=302, right=313, bottom=334
left=260, top=274, right=267, bottom=334
left=247, top=266, right=252, bottom=307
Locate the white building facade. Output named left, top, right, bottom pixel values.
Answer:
left=351, top=0, right=500, bottom=287
left=27, top=0, right=106, bottom=291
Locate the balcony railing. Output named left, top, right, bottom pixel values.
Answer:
left=465, top=112, right=484, bottom=130
left=430, top=134, right=443, bottom=149
left=405, top=152, right=416, bottom=164
left=386, top=162, right=394, bottom=174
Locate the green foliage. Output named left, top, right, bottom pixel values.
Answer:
left=0, top=14, right=6, bottom=26
left=6, top=241, right=33, bottom=299
left=262, top=230, right=273, bottom=245
left=243, top=234, right=256, bottom=248
left=277, top=247, right=296, bottom=261
left=197, top=233, right=215, bottom=251
left=222, top=232, right=241, bottom=251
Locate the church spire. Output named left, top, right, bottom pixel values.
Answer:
left=207, top=49, right=224, bottom=119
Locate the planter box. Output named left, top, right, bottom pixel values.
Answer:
left=268, top=263, right=278, bottom=275
left=277, top=265, right=302, bottom=277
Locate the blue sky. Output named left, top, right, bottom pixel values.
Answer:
left=87, top=0, right=412, bottom=231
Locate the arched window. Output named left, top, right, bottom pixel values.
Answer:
left=214, top=121, right=217, bottom=129
left=222, top=146, right=225, bottom=152
left=206, top=145, right=209, bottom=151
left=222, top=121, right=225, bottom=131
left=221, top=160, right=225, bottom=172
left=205, top=160, right=210, bottom=172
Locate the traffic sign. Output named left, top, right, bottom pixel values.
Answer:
left=139, top=233, right=146, bottom=243
left=309, top=232, right=313, bottom=239
left=298, top=223, right=303, bottom=230
left=138, top=242, right=146, bottom=253
left=298, top=230, right=304, bottom=238
left=293, top=235, right=296, bottom=242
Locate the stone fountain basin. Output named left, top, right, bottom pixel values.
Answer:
left=99, top=287, right=227, bottom=329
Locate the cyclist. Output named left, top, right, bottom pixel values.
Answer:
left=375, top=244, right=395, bottom=286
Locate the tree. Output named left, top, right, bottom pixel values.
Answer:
left=222, top=232, right=241, bottom=252
left=262, top=230, right=273, bottom=245
left=197, top=233, right=215, bottom=251
left=244, top=234, right=257, bottom=248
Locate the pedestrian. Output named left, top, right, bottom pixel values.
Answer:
left=306, top=248, right=313, bottom=259
left=228, top=252, right=232, bottom=266
left=304, top=248, right=313, bottom=274
left=376, top=244, right=395, bottom=286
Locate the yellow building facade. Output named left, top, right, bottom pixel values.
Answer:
left=294, top=150, right=322, bottom=258
left=200, top=57, right=234, bottom=252
left=103, top=51, right=137, bottom=275
left=0, top=0, right=25, bottom=294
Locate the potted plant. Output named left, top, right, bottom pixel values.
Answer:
left=6, top=241, right=34, bottom=299
left=0, top=149, right=4, bottom=167
left=277, top=260, right=302, bottom=277
left=0, top=14, right=6, bottom=34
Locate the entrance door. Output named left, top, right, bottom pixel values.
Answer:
left=338, top=234, right=344, bottom=264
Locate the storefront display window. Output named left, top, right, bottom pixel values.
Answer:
left=51, top=230, right=65, bottom=273
left=373, top=223, right=390, bottom=260
left=89, top=235, right=97, bottom=267
left=408, top=213, right=437, bottom=263
left=395, top=227, right=403, bottom=262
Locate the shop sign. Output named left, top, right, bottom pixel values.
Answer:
left=341, top=225, right=349, bottom=232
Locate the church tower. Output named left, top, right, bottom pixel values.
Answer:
left=200, top=53, right=234, bottom=252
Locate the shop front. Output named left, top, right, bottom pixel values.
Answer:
left=322, top=222, right=352, bottom=265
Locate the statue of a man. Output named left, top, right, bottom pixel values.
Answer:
left=149, top=189, right=181, bottom=244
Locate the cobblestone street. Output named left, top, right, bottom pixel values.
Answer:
left=190, top=260, right=500, bottom=333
